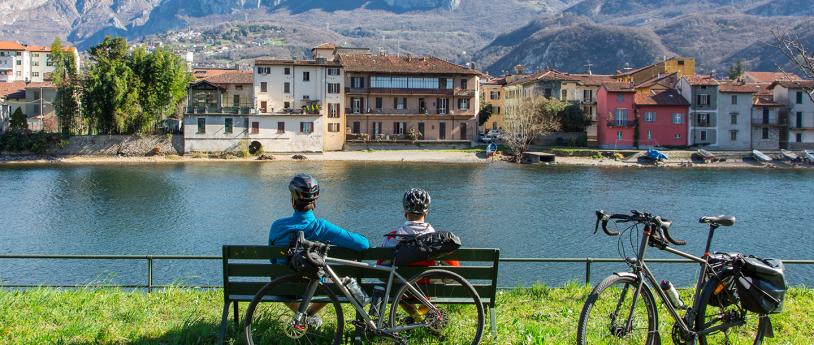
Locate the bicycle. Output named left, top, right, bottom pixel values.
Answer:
left=577, top=210, right=773, bottom=345
left=243, top=231, right=484, bottom=345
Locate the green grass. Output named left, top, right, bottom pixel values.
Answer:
left=0, top=285, right=811, bottom=344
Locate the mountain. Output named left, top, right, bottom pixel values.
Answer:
left=746, top=0, right=814, bottom=17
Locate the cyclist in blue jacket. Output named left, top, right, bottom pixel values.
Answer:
left=269, top=173, right=369, bottom=251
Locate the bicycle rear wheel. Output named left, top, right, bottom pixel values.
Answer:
left=577, top=274, right=658, bottom=345
left=388, top=269, right=484, bottom=345
left=696, top=273, right=765, bottom=345
left=244, top=274, right=344, bottom=345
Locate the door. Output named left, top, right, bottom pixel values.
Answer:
left=353, top=121, right=360, bottom=134
left=418, top=123, right=425, bottom=139
left=439, top=122, right=446, bottom=140
left=352, top=98, right=362, bottom=113
left=460, top=123, right=467, bottom=140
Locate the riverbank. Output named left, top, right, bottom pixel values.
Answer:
left=2, top=150, right=813, bottom=169
left=0, top=286, right=811, bottom=344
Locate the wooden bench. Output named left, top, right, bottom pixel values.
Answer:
left=219, top=245, right=500, bottom=344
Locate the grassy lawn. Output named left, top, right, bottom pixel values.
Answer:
left=0, top=285, right=811, bottom=344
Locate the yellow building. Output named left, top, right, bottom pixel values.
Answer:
left=614, top=57, right=695, bottom=85
left=480, top=77, right=506, bottom=132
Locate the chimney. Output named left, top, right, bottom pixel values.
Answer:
left=514, top=64, right=525, bottom=74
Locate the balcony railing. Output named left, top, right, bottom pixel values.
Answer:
left=454, top=88, right=477, bottom=97
left=751, top=118, right=787, bottom=127
left=349, top=88, right=456, bottom=96
left=607, top=120, right=636, bottom=128
left=346, top=108, right=470, bottom=116
left=186, top=104, right=254, bottom=115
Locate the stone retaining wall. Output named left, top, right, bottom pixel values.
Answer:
left=344, top=140, right=473, bottom=151
left=51, top=135, right=183, bottom=156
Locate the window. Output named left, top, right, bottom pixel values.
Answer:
left=260, top=101, right=267, bottom=112
left=394, top=97, right=406, bottom=110
left=675, top=133, right=681, bottom=139
left=697, top=113, right=710, bottom=127
left=328, top=103, right=340, bottom=118
left=300, top=122, right=314, bottom=133
left=233, top=95, right=240, bottom=106
left=797, top=112, right=803, bottom=129
left=614, top=109, right=628, bottom=124
left=284, top=101, right=290, bottom=109
left=372, top=122, right=383, bottom=136
left=260, top=82, right=267, bottom=92
left=393, top=122, right=406, bottom=135
left=616, top=94, right=624, bottom=102
left=327, top=68, right=340, bottom=76
left=730, top=130, right=737, bottom=141
left=350, top=77, right=364, bottom=88
left=328, top=123, right=340, bottom=132
left=616, top=131, right=623, bottom=140
left=731, top=95, right=737, bottom=105
left=353, top=121, right=361, bottom=134
left=584, top=89, right=593, bottom=101
left=16, top=60, right=20, bottom=66
left=730, top=113, right=738, bottom=125
left=458, top=98, right=469, bottom=110
left=490, top=91, right=500, bottom=100
left=224, top=118, right=233, bottom=134
left=196, top=118, right=206, bottom=133
left=700, top=130, right=707, bottom=141
left=284, top=67, right=290, bottom=75
left=762, top=127, right=769, bottom=140
left=697, top=94, right=710, bottom=106
left=437, top=98, right=449, bottom=114
left=302, top=71, right=310, bottom=81
left=561, top=89, right=567, bottom=100
left=283, top=82, right=290, bottom=94
left=544, top=88, right=552, bottom=98
left=797, top=133, right=803, bottom=142
left=277, top=122, right=285, bottom=133
left=32, top=72, right=39, bottom=77
left=763, top=109, right=770, bottom=124
left=678, top=60, right=685, bottom=65
left=328, top=83, right=340, bottom=94
left=33, top=61, right=39, bottom=67
left=418, top=98, right=426, bottom=113
left=796, top=91, right=804, bottom=104
left=256, top=67, right=270, bottom=74
left=46, top=56, right=52, bottom=67
left=257, top=67, right=263, bottom=74
left=647, top=130, right=653, bottom=140
left=375, top=97, right=382, bottom=110
left=439, top=78, right=451, bottom=89
left=250, top=122, right=259, bottom=134
left=644, top=112, right=655, bottom=122
left=235, top=85, right=243, bottom=90
left=460, top=79, right=467, bottom=89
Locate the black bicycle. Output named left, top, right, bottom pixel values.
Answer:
left=243, top=231, right=484, bottom=345
left=577, top=210, right=775, bottom=345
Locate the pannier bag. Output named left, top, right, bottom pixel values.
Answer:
left=287, top=236, right=327, bottom=279
left=736, top=256, right=786, bottom=314
left=707, top=252, right=739, bottom=308
left=394, top=231, right=462, bottom=266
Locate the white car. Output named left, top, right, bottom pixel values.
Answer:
left=479, top=134, right=493, bottom=143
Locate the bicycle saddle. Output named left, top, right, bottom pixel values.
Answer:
left=699, top=215, right=736, bottom=227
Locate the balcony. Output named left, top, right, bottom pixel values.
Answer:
left=607, top=120, right=636, bottom=128
left=186, top=103, right=254, bottom=115
left=581, top=98, right=596, bottom=105
left=751, top=118, right=787, bottom=127
left=454, top=88, right=477, bottom=97
left=349, top=88, right=455, bottom=96
left=345, top=108, right=470, bottom=117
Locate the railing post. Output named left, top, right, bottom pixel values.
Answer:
left=147, top=256, right=153, bottom=293
left=585, top=258, right=593, bottom=285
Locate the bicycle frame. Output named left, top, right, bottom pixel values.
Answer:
left=619, top=222, right=729, bottom=337
left=295, top=256, right=437, bottom=334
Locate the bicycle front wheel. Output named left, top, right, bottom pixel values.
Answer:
left=577, top=274, right=658, bottom=345
left=244, top=274, right=344, bottom=345
left=388, top=269, right=484, bottom=345
left=696, top=273, right=765, bottom=345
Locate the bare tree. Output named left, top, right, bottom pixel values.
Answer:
left=503, top=96, right=564, bottom=162
left=772, top=29, right=814, bottom=100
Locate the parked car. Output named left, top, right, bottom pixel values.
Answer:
left=479, top=134, right=493, bottom=143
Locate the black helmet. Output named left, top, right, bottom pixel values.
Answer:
left=289, top=173, right=320, bottom=202
left=403, top=188, right=431, bottom=215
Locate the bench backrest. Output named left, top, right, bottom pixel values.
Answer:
left=222, top=245, right=500, bottom=308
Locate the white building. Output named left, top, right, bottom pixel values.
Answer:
left=771, top=80, right=814, bottom=150
left=0, top=41, right=80, bottom=83
left=678, top=75, right=720, bottom=147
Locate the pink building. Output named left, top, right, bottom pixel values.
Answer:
left=597, top=83, right=636, bottom=148
left=635, top=89, right=689, bottom=148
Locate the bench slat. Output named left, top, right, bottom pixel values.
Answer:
left=228, top=264, right=364, bottom=278
left=228, top=264, right=495, bottom=281
left=224, top=246, right=499, bottom=262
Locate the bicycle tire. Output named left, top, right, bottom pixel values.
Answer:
left=577, top=274, right=659, bottom=345
left=388, top=269, right=484, bottom=345
left=244, top=274, right=344, bottom=345
left=696, top=272, right=766, bottom=345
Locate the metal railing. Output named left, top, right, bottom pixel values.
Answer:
left=1, top=254, right=812, bottom=291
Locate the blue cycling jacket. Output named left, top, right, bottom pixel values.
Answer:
left=269, top=210, right=370, bottom=251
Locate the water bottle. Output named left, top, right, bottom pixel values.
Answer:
left=342, top=277, right=369, bottom=306
left=369, top=285, right=386, bottom=318
left=660, top=280, right=684, bottom=308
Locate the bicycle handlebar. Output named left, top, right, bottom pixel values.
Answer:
left=294, top=231, right=330, bottom=253
left=594, top=210, right=686, bottom=246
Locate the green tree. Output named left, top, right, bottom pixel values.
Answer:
left=51, top=37, right=80, bottom=135
left=129, top=46, right=192, bottom=128
left=728, top=60, right=745, bottom=80
left=556, top=104, right=592, bottom=132
left=10, top=108, right=27, bottom=130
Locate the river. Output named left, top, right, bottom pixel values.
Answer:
left=1, top=162, right=812, bottom=287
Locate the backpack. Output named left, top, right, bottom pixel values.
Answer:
left=393, top=231, right=461, bottom=266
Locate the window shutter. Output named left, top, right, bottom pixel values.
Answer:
left=394, top=97, right=397, bottom=108
left=300, top=122, right=304, bottom=132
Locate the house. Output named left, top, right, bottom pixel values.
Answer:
left=717, top=82, right=757, bottom=150
left=252, top=46, right=345, bottom=151
left=614, top=57, right=695, bottom=85
left=339, top=52, right=479, bottom=142
left=751, top=95, right=785, bottom=150
left=678, top=75, right=720, bottom=147
left=634, top=89, right=690, bottom=148
left=770, top=80, right=814, bottom=149
left=741, top=71, right=800, bottom=85
left=480, top=77, right=506, bottom=132
left=0, top=41, right=80, bottom=83
left=596, top=82, right=636, bottom=148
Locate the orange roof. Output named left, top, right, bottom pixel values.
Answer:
left=636, top=72, right=678, bottom=90
left=204, top=70, right=252, bottom=85
left=569, top=74, right=616, bottom=86
left=0, top=41, right=26, bottom=51
left=742, top=71, right=800, bottom=84
left=684, top=75, right=719, bottom=86
left=338, top=53, right=477, bottom=75
left=255, top=57, right=341, bottom=67
left=754, top=95, right=783, bottom=107
left=602, top=82, right=636, bottom=93
left=635, top=89, right=689, bottom=106
left=0, top=82, right=27, bottom=97
left=192, top=68, right=237, bottom=80
left=719, top=82, right=759, bottom=93
left=313, top=43, right=336, bottom=50
left=769, top=80, right=814, bottom=90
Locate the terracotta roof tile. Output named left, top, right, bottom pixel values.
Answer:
left=769, top=80, right=814, bottom=89
left=719, top=82, right=759, bottom=93
left=754, top=95, right=783, bottom=107
left=635, top=73, right=678, bottom=90
left=569, top=74, right=615, bottom=86
left=313, top=43, right=336, bottom=49
left=742, top=71, right=800, bottom=84
left=602, top=82, right=636, bottom=93
left=254, top=57, right=341, bottom=67
left=635, top=89, right=689, bottom=106
left=0, top=82, right=27, bottom=97
left=338, top=54, right=477, bottom=75
left=204, top=70, right=252, bottom=85
left=684, top=75, right=719, bottom=86
left=0, top=41, right=26, bottom=51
